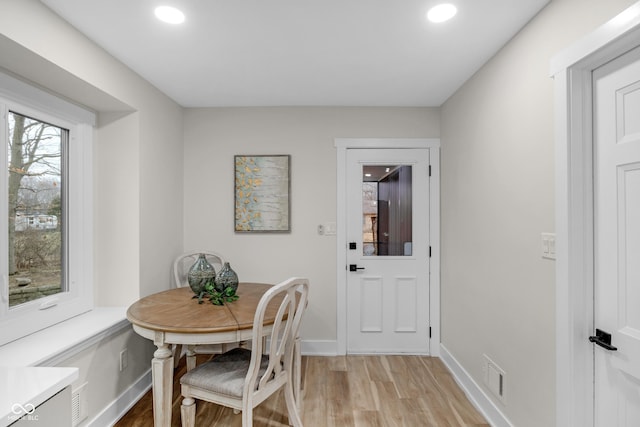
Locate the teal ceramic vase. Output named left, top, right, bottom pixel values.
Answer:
left=187, top=253, right=216, bottom=295
left=216, top=262, right=238, bottom=293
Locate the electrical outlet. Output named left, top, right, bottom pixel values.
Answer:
left=119, top=348, right=128, bottom=372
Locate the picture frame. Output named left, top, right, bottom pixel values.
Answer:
left=234, top=155, right=291, bottom=232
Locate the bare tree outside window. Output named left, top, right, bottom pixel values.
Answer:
left=8, top=112, right=65, bottom=307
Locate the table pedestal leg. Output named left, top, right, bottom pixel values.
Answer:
left=186, top=345, right=197, bottom=371
left=152, top=339, right=173, bottom=427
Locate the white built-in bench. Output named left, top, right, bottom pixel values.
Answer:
left=0, top=308, right=128, bottom=427
left=0, top=307, right=128, bottom=367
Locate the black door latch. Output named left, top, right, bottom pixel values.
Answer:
left=588, top=328, right=618, bottom=351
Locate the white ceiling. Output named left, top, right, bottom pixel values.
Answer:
left=40, top=0, right=549, bottom=107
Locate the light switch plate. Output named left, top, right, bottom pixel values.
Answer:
left=541, top=233, right=556, bottom=260
left=322, top=222, right=336, bottom=236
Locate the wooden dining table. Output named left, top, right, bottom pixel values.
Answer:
left=126, top=282, right=280, bottom=427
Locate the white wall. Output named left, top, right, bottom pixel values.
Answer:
left=0, top=0, right=184, bottom=304
left=0, top=1, right=184, bottom=423
left=183, top=107, right=440, bottom=343
left=440, top=0, right=638, bottom=426
left=94, top=112, right=142, bottom=305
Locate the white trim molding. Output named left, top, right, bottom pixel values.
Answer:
left=440, top=345, right=513, bottom=427
left=90, top=369, right=152, bottom=427
left=334, top=138, right=441, bottom=356
left=550, top=3, right=640, bottom=427
left=300, top=340, right=339, bottom=356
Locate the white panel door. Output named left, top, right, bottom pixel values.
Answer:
left=593, top=45, right=640, bottom=426
left=346, top=148, right=430, bottom=354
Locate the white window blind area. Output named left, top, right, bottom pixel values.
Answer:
left=0, top=72, right=95, bottom=346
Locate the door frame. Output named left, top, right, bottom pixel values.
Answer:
left=335, top=138, right=441, bottom=356
left=551, top=3, right=640, bottom=427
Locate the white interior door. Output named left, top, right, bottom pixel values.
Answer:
left=593, top=45, right=640, bottom=426
left=345, top=148, right=430, bottom=354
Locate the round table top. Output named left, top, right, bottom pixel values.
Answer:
left=126, top=282, right=275, bottom=334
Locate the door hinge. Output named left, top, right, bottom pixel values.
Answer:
left=429, top=246, right=432, bottom=257
left=429, top=327, right=432, bottom=338
left=429, top=165, right=432, bottom=177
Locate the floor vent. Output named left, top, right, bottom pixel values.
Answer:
left=71, top=382, right=88, bottom=427
left=482, top=354, right=506, bottom=404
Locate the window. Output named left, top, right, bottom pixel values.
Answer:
left=8, top=112, right=65, bottom=307
left=0, top=72, right=95, bottom=346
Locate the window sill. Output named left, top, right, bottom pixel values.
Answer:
left=0, top=307, right=128, bottom=367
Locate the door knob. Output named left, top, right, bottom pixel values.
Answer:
left=588, top=328, right=618, bottom=351
left=349, top=264, right=365, bottom=272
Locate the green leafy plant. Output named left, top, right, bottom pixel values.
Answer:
left=193, top=280, right=239, bottom=305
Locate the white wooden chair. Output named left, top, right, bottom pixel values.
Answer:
left=172, top=250, right=227, bottom=370
left=179, top=277, right=309, bottom=427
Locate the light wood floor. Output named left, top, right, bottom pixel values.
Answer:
left=115, top=354, right=489, bottom=427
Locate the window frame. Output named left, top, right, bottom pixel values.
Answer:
left=0, top=72, right=94, bottom=346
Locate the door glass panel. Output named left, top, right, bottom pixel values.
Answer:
left=362, top=165, right=412, bottom=256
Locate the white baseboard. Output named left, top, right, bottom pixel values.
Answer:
left=87, top=369, right=152, bottom=427
left=439, top=344, right=513, bottom=427
left=300, top=339, right=338, bottom=356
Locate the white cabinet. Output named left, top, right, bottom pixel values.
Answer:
left=10, top=387, right=71, bottom=426
left=1, top=367, right=78, bottom=427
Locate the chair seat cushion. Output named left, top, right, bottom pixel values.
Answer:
left=180, top=347, right=268, bottom=397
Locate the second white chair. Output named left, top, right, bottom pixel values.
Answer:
left=179, top=277, right=309, bottom=427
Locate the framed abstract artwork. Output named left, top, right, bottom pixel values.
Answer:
left=234, top=155, right=291, bottom=232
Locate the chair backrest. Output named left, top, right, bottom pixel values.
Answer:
left=172, top=251, right=226, bottom=288
left=244, top=277, right=309, bottom=398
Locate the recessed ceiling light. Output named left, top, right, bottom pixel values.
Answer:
left=154, top=6, right=185, bottom=24
left=427, top=3, right=457, bottom=23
